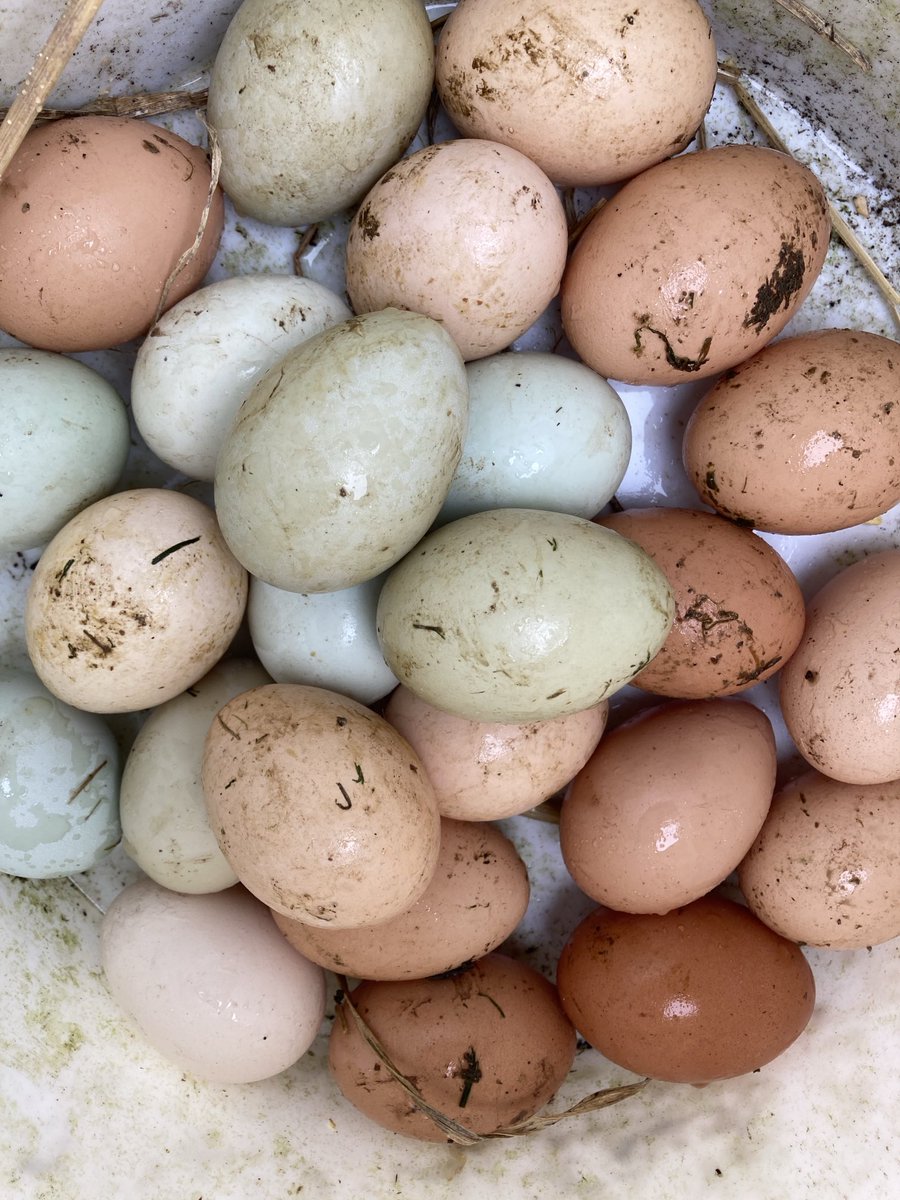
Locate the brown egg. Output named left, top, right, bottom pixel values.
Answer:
left=597, top=507, right=805, bottom=697
left=435, top=0, right=718, bottom=187
left=560, top=700, right=776, bottom=913
left=739, top=770, right=900, bottom=950
left=780, top=551, right=900, bottom=784
left=202, top=684, right=441, bottom=928
left=561, top=145, right=830, bottom=384
left=683, top=329, right=900, bottom=533
left=271, top=817, right=530, bottom=979
left=556, top=896, right=815, bottom=1083
left=384, top=685, right=608, bottom=821
left=0, top=116, right=223, bottom=352
left=328, top=954, right=576, bottom=1141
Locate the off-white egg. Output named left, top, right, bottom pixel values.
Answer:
left=132, top=275, right=351, bottom=481
left=214, top=309, right=468, bottom=593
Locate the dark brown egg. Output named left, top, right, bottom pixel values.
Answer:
left=556, top=895, right=815, bottom=1083
left=328, top=954, right=576, bottom=1141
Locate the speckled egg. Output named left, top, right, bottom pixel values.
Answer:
left=597, top=507, right=805, bottom=697
left=683, top=329, right=900, bottom=533
left=561, top=145, right=830, bottom=384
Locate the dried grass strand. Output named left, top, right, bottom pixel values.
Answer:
left=568, top=196, right=608, bottom=247
left=0, top=0, right=107, bottom=179
left=335, top=976, right=647, bottom=1145
left=772, top=0, right=871, bottom=72
left=0, top=88, right=209, bottom=125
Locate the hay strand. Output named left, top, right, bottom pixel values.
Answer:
left=772, top=0, right=871, bottom=72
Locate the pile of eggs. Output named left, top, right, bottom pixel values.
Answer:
left=1, top=0, right=899, bottom=1145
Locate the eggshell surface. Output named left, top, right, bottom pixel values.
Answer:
left=557, top=896, right=815, bottom=1083
left=0, top=668, right=120, bottom=878
left=779, top=551, right=900, bottom=784
left=436, top=0, right=718, bottom=186
left=0, top=116, right=223, bottom=352
left=598, top=507, right=805, bottom=697
left=120, top=658, right=270, bottom=894
left=561, top=145, right=830, bottom=384
left=201, top=683, right=441, bottom=928
left=101, top=879, right=326, bottom=1084
left=214, top=309, right=468, bottom=593
left=739, top=770, right=900, bottom=949
left=329, top=954, right=576, bottom=1141
left=384, top=685, right=608, bottom=820
left=132, top=275, right=351, bottom=481
left=437, top=351, right=631, bottom=524
left=25, top=489, right=248, bottom=714
left=376, top=508, right=675, bottom=723
left=272, top=817, right=529, bottom=979
left=207, top=0, right=434, bottom=225
left=345, top=139, right=568, bottom=360
left=683, top=329, right=900, bottom=533
left=560, top=700, right=776, bottom=913
left=0, top=348, right=129, bottom=555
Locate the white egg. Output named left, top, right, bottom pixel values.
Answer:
left=120, top=658, right=271, bottom=894
left=131, top=275, right=351, bottom=481
left=214, top=309, right=468, bottom=593
left=376, top=508, right=675, bottom=722
left=0, top=349, right=129, bottom=555
left=0, top=668, right=120, bottom=878
left=207, top=0, right=434, bottom=225
left=437, top=352, right=631, bottom=524
left=101, top=879, right=326, bottom=1084
left=248, top=575, right=397, bottom=706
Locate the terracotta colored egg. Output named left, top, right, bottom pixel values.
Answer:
left=779, top=551, right=900, bottom=784
left=561, top=145, right=830, bottom=385
left=384, top=685, right=608, bottom=820
left=25, top=489, right=248, bottom=714
left=436, top=0, right=717, bottom=186
left=557, top=896, right=815, bottom=1083
left=739, top=769, right=900, bottom=949
left=683, top=329, right=900, bottom=533
left=345, top=139, right=568, bottom=360
left=201, top=683, right=441, bottom=928
left=0, top=117, right=223, bottom=352
left=597, top=507, right=805, bottom=697
left=561, top=700, right=776, bottom=913
left=329, top=954, right=576, bottom=1141
left=272, top=817, right=529, bottom=979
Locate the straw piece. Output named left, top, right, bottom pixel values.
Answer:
left=772, top=0, right=871, bottom=73
left=568, top=195, right=608, bottom=247
left=0, top=88, right=209, bottom=125
left=0, top=0, right=107, bottom=180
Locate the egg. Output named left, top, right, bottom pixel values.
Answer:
left=201, top=683, right=441, bottom=928
left=120, top=658, right=271, bottom=894
left=0, top=116, right=223, bottom=352
left=328, top=954, right=576, bottom=1141
left=132, top=275, right=351, bottom=481
left=214, top=308, right=468, bottom=593
left=561, top=144, right=831, bottom=385
left=345, top=139, right=568, bottom=360
left=247, top=573, right=398, bottom=707
left=597, top=507, right=805, bottom=697
left=376, top=508, right=675, bottom=723
left=779, top=550, right=900, bottom=784
left=0, top=667, right=120, bottom=878
left=739, top=769, right=900, bottom=950
left=436, top=0, right=718, bottom=186
left=101, top=879, right=326, bottom=1084
left=557, top=895, right=815, bottom=1083
left=384, top=685, right=608, bottom=820
left=683, top=329, right=900, bottom=533
left=272, top=817, right=530, bottom=980
left=436, top=351, right=632, bottom=524
left=560, top=700, right=776, bottom=913
left=0, top=348, right=129, bottom=555
left=207, top=0, right=434, bottom=225
left=25, top=488, right=248, bottom=714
